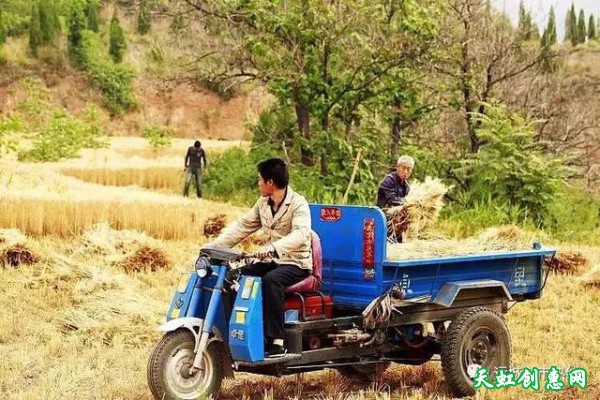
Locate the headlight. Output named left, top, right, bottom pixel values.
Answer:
left=195, top=256, right=212, bottom=278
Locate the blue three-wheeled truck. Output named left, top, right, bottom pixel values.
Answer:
left=147, top=205, right=555, bottom=399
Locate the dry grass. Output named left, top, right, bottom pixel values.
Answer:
left=1, top=137, right=599, bottom=399
left=387, top=225, right=541, bottom=261
left=546, top=250, right=591, bottom=275
left=0, top=243, right=39, bottom=268
left=61, top=166, right=183, bottom=191
left=582, top=266, right=600, bottom=289
left=0, top=228, right=40, bottom=268
left=0, top=195, right=244, bottom=240
left=73, top=223, right=161, bottom=256
left=119, top=245, right=171, bottom=273
left=204, top=213, right=228, bottom=237
left=0, top=233, right=599, bottom=399
left=386, top=178, right=449, bottom=239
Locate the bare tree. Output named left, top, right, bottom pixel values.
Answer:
left=434, top=0, right=547, bottom=153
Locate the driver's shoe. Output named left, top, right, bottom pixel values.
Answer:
left=266, top=344, right=287, bottom=358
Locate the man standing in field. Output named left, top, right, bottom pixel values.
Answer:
left=183, top=140, right=207, bottom=198
left=210, top=158, right=312, bottom=358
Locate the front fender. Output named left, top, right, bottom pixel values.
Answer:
left=159, top=317, right=204, bottom=341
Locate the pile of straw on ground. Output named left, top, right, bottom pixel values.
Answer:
left=386, top=178, right=449, bottom=239
left=0, top=228, right=40, bottom=268
left=73, top=223, right=159, bottom=256
left=582, top=267, right=600, bottom=288
left=73, top=224, right=171, bottom=273
left=546, top=250, right=591, bottom=275
left=119, top=245, right=171, bottom=273
left=387, top=225, right=540, bottom=261
left=203, top=214, right=227, bottom=237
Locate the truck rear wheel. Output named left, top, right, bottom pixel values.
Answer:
left=337, top=361, right=390, bottom=382
left=441, top=307, right=512, bottom=397
left=147, top=329, right=224, bottom=400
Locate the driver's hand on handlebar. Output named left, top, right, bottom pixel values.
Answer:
left=256, top=245, right=276, bottom=260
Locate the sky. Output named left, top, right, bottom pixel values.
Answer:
left=492, top=0, right=600, bottom=40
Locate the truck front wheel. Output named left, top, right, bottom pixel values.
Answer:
left=441, top=307, right=512, bottom=397
left=147, top=329, right=224, bottom=400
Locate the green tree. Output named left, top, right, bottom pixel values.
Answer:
left=518, top=0, right=535, bottom=40
left=39, top=2, right=60, bottom=44
left=86, top=0, right=99, bottom=32
left=577, top=9, right=587, bottom=44
left=543, top=6, right=557, bottom=46
left=0, top=9, right=6, bottom=45
left=565, top=3, right=577, bottom=45
left=28, top=2, right=43, bottom=57
left=109, top=8, right=126, bottom=63
left=137, top=0, right=151, bottom=35
left=68, top=0, right=87, bottom=67
left=186, top=0, right=439, bottom=172
left=588, top=14, right=596, bottom=41
left=460, top=103, right=568, bottom=225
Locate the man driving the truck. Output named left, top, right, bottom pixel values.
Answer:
left=210, top=158, right=312, bottom=358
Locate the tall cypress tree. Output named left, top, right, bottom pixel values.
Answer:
left=29, top=2, right=43, bottom=57
left=518, top=0, right=535, bottom=40
left=137, top=0, right=151, bottom=35
left=565, top=3, right=577, bottom=45
left=545, top=6, right=557, bottom=45
left=589, top=14, right=597, bottom=41
left=577, top=9, right=587, bottom=44
left=87, top=0, right=99, bottom=32
left=39, top=2, right=60, bottom=44
left=109, top=8, right=126, bottom=63
left=68, top=1, right=87, bottom=67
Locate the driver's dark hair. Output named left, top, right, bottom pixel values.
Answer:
left=257, top=158, right=289, bottom=188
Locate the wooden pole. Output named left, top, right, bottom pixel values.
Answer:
left=342, top=148, right=362, bottom=204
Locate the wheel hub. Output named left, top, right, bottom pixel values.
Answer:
left=166, top=348, right=213, bottom=399
left=463, top=327, right=498, bottom=377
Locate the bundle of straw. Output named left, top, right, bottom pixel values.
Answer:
left=119, top=245, right=171, bottom=273
left=203, top=214, right=227, bottom=238
left=546, top=250, right=591, bottom=275
left=387, top=225, right=539, bottom=261
left=583, top=267, right=600, bottom=289
left=73, top=223, right=159, bottom=256
left=1, top=243, right=39, bottom=268
left=0, top=229, right=40, bottom=268
left=385, top=177, right=450, bottom=239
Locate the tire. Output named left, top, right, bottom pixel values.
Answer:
left=147, top=329, right=224, bottom=400
left=337, top=362, right=390, bottom=382
left=441, top=307, right=512, bottom=397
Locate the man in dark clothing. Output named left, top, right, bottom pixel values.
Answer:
left=376, top=155, right=414, bottom=242
left=376, top=155, right=414, bottom=208
left=184, top=140, right=207, bottom=198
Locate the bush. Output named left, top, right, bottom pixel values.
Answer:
left=86, top=60, right=136, bottom=115
left=18, top=109, right=107, bottom=162
left=0, top=115, right=20, bottom=154
left=455, top=103, right=568, bottom=225
left=142, top=125, right=172, bottom=150
left=546, top=186, right=600, bottom=244
left=203, top=147, right=262, bottom=206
